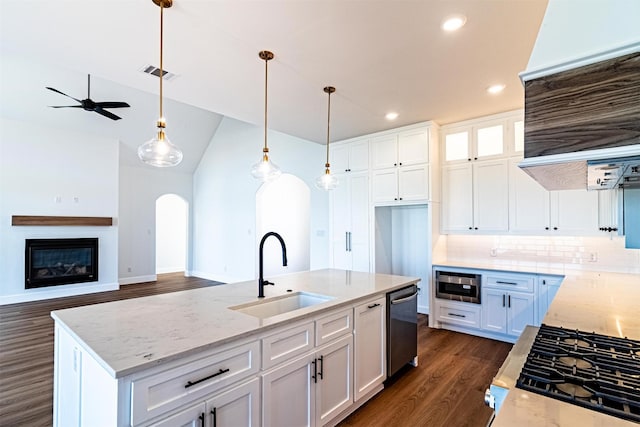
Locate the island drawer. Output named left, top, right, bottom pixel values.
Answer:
left=130, top=340, right=260, bottom=425
left=262, top=321, right=315, bottom=370
left=315, top=308, right=353, bottom=346
left=436, top=300, right=481, bottom=328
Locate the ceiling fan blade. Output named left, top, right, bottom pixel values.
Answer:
left=94, top=107, right=122, bottom=121
left=95, top=101, right=130, bottom=109
left=46, top=87, right=81, bottom=103
left=49, top=105, right=84, bottom=108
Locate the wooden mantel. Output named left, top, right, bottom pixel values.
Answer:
left=11, top=216, right=113, bottom=226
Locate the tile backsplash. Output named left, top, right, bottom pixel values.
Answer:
left=442, top=235, right=640, bottom=274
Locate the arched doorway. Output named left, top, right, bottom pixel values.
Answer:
left=256, top=174, right=311, bottom=277
left=155, top=194, right=188, bottom=274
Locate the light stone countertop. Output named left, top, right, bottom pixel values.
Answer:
left=437, top=262, right=640, bottom=426
left=51, top=269, right=419, bottom=378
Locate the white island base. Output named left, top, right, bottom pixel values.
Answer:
left=52, top=269, right=419, bottom=426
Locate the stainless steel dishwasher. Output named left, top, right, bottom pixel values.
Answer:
left=386, top=284, right=418, bottom=378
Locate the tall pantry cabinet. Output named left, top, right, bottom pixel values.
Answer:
left=329, top=122, right=440, bottom=315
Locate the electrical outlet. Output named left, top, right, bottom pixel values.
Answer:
left=127, top=267, right=132, bottom=273
left=589, top=252, right=598, bottom=262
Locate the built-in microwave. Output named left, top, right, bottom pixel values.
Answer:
left=435, top=270, right=481, bottom=304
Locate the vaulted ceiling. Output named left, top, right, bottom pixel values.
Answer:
left=0, top=0, right=548, bottom=172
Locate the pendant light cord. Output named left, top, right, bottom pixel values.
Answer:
left=159, top=3, right=164, bottom=121
left=263, top=55, right=268, bottom=152
left=325, top=90, right=331, bottom=166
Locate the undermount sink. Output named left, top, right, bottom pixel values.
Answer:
left=230, top=292, right=334, bottom=319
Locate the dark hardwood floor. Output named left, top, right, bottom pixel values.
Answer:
left=0, top=274, right=512, bottom=426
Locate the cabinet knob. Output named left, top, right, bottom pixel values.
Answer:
left=399, top=162, right=403, bottom=166
left=399, top=197, right=403, bottom=200
left=553, top=227, right=558, bottom=231
left=394, top=198, right=398, bottom=201
left=468, top=226, right=473, bottom=230
left=545, top=227, right=549, bottom=230
left=394, top=163, right=397, bottom=166
left=474, top=157, right=478, bottom=161
left=468, top=158, right=472, bottom=162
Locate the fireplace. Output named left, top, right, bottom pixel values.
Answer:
left=25, top=238, right=98, bottom=289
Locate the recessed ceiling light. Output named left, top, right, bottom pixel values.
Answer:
left=487, top=84, right=506, bottom=94
left=385, top=112, right=399, bottom=121
left=442, top=15, right=467, bottom=32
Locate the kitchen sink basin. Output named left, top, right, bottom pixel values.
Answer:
left=230, top=292, right=334, bottom=319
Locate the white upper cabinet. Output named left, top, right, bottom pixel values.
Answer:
left=372, top=128, right=429, bottom=170
left=442, top=110, right=524, bottom=165
left=331, top=139, right=369, bottom=173
left=441, top=159, right=508, bottom=233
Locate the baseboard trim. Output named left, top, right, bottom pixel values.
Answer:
left=119, top=275, right=157, bottom=285
left=0, top=282, right=120, bottom=305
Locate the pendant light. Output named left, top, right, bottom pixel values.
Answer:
left=138, top=0, right=183, bottom=167
left=315, top=86, right=339, bottom=191
left=251, top=50, right=282, bottom=182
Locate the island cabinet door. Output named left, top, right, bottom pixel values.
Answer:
left=316, top=334, right=353, bottom=426
left=204, top=377, right=260, bottom=427
left=354, top=297, right=386, bottom=401
left=147, top=402, right=205, bottom=427
left=262, top=353, right=316, bottom=427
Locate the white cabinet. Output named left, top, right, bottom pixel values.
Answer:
left=371, top=127, right=432, bottom=203
left=598, top=189, right=623, bottom=235
left=354, top=297, right=386, bottom=401
left=442, top=159, right=508, bottom=233
left=261, top=325, right=353, bottom=427
left=481, top=273, right=535, bottom=338
left=316, top=335, right=353, bottom=426
left=331, top=172, right=369, bottom=272
left=509, top=157, right=600, bottom=235
left=372, top=128, right=429, bottom=169
left=442, top=119, right=506, bottom=163
left=331, top=139, right=369, bottom=173
left=372, top=164, right=430, bottom=203
left=536, top=275, right=563, bottom=324
left=262, top=352, right=316, bottom=427
left=156, top=379, right=259, bottom=427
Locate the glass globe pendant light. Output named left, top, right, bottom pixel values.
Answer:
left=251, top=50, right=281, bottom=182
left=315, top=86, right=339, bottom=191
left=138, top=0, right=183, bottom=167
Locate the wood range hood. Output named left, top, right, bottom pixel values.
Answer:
left=518, top=48, right=640, bottom=191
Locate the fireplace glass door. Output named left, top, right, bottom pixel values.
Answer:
left=25, top=238, right=98, bottom=289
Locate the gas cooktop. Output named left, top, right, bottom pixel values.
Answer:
left=516, top=324, right=640, bottom=423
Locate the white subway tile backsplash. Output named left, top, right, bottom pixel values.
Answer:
left=443, top=234, right=640, bottom=274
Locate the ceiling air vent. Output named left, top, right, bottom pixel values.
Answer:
left=140, top=64, right=177, bottom=81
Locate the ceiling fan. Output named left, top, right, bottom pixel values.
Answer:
left=46, top=74, right=130, bottom=120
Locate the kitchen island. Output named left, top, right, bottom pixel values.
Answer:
left=51, top=269, right=419, bottom=426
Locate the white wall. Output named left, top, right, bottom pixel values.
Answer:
left=156, top=194, right=188, bottom=274
left=118, top=164, right=192, bottom=284
left=526, top=0, right=640, bottom=72
left=257, top=174, right=311, bottom=277
left=192, top=117, right=329, bottom=283
left=0, top=117, right=119, bottom=303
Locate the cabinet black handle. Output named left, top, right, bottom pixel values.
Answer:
left=394, top=163, right=397, bottom=166
left=542, top=280, right=546, bottom=285
left=502, top=294, right=505, bottom=307
left=311, top=358, right=317, bottom=383
left=508, top=295, right=511, bottom=308
left=394, top=198, right=398, bottom=201
left=399, top=197, right=403, bottom=200
left=199, top=413, right=205, bottom=427
left=185, top=368, right=230, bottom=388
left=211, top=408, right=217, bottom=427
left=318, top=355, right=324, bottom=380
left=468, top=226, right=473, bottom=230
left=545, top=227, right=549, bottom=230
left=448, top=312, right=466, bottom=318
left=496, top=281, right=518, bottom=286
left=368, top=303, right=381, bottom=309
left=553, top=227, right=558, bottom=230
left=468, top=158, right=472, bottom=162
left=474, top=157, right=478, bottom=160
left=474, top=227, right=478, bottom=230
left=399, top=162, right=403, bottom=166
